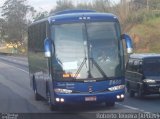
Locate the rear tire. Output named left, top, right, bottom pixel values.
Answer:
left=33, top=80, right=42, bottom=101
left=137, top=87, right=144, bottom=98
left=46, top=90, right=57, bottom=111
left=34, top=87, right=42, bottom=101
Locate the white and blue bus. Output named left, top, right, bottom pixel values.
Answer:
left=28, top=10, right=133, bottom=110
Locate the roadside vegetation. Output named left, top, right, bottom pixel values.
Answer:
left=129, top=16, right=160, bottom=53
left=0, top=0, right=160, bottom=55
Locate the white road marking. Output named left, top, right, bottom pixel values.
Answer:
left=116, top=103, right=147, bottom=112
left=0, top=62, right=50, bottom=112
left=0, top=56, right=28, bottom=66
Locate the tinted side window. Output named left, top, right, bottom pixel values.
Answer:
left=28, top=26, right=35, bottom=52
left=29, top=22, right=46, bottom=52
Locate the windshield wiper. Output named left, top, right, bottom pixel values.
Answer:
left=74, top=57, right=87, bottom=79
left=90, top=58, right=109, bottom=79
left=88, top=43, right=108, bottom=79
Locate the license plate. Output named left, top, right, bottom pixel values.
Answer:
left=85, top=96, right=97, bottom=101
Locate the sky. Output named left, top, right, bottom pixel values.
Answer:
left=0, top=0, right=120, bottom=13
left=27, top=0, right=93, bottom=12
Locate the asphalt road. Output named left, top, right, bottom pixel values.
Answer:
left=0, top=55, right=160, bottom=119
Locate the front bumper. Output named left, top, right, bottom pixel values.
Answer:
left=144, top=84, right=160, bottom=94
left=53, top=89, right=125, bottom=104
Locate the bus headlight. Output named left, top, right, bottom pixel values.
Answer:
left=54, top=88, right=72, bottom=94
left=143, top=79, right=156, bottom=83
left=108, top=85, right=125, bottom=91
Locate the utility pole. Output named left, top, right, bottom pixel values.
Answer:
left=147, top=0, right=149, bottom=11
left=121, top=0, right=128, bottom=16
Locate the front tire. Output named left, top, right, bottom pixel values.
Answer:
left=137, top=87, right=144, bottom=98
left=46, top=90, right=57, bottom=111
left=129, top=90, right=135, bottom=97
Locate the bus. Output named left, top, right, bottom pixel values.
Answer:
left=28, top=9, right=133, bottom=110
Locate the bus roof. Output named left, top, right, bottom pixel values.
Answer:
left=130, top=53, right=160, bottom=59
left=54, top=9, right=96, bottom=15
left=30, top=9, right=119, bottom=26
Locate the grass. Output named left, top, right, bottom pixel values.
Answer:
left=128, top=17, right=160, bottom=53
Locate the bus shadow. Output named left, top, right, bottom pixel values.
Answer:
left=52, top=103, right=117, bottom=113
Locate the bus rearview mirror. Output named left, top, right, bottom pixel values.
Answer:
left=122, top=34, right=133, bottom=54
left=44, top=38, right=52, bottom=58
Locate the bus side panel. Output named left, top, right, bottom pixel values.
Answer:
left=28, top=21, right=49, bottom=98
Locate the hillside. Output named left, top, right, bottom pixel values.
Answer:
left=128, top=17, right=160, bottom=53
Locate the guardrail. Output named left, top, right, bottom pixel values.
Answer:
left=0, top=52, right=12, bottom=56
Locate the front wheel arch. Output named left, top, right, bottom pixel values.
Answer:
left=46, top=82, right=57, bottom=111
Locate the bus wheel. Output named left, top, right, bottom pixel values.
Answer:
left=129, top=90, right=135, bottom=97
left=46, top=91, right=56, bottom=111
left=105, top=102, right=115, bottom=107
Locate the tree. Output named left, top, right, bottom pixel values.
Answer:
left=0, top=18, right=7, bottom=42
left=76, top=2, right=94, bottom=10
left=1, top=0, right=32, bottom=44
left=92, top=0, right=111, bottom=12
left=33, top=11, right=48, bottom=21
left=50, top=0, right=74, bottom=14
left=148, top=0, right=160, bottom=10
left=131, top=0, right=160, bottom=10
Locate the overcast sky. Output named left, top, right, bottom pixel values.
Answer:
left=0, top=0, right=120, bottom=13
left=27, top=0, right=94, bottom=12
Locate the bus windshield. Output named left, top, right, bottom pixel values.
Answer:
left=51, top=22, right=123, bottom=80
